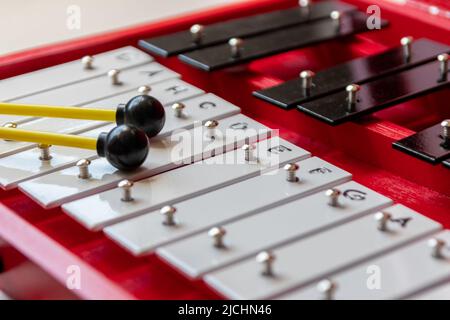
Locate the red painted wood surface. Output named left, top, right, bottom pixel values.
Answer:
left=0, top=0, right=448, bottom=299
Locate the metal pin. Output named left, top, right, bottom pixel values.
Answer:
left=204, top=120, right=219, bottom=140
left=38, top=144, right=52, bottom=161
left=190, top=24, right=205, bottom=44
left=76, top=159, right=91, bottom=179
left=441, top=119, right=450, bottom=143
left=138, top=85, right=151, bottom=95
left=300, top=70, right=315, bottom=94
left=242, top=143, right=255, bottom=162
left=299, top=0, right=310, bottom=8
left=330, top=11, right=341, bottom=30
left=108, top=69, right=121, bottom=85
left=438, top=53, right=449, bottom=81
left=428, top=238, right=446, bottom=259
left=346, top=84, right=360, bottom=104
left=160, top=205, right=177, bottom=226
left=172, top=102, right=186, bottom=118
left=81, top=55, right=94, bottom=70
left=400, top=36, right=413, bottom=62
left=228, top=38, right=244, bottom=58
left=374, top=211, right=391, bottom=232
left=208, top=226, right=226, bottom=248
left=317, top=279, right=337, bottom=300
left=3, top=122, right=17, bottom=141
left=284, top=163, right=299, bottom=182
left=325, top=188, right=341, bottom=207
left=256, top=251, right=276, bottom=277
left=118, top=179, right=134, bottom=202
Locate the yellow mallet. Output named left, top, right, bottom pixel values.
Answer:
left=0, top=125, right=149, bottom=171
left=0, top=95, right=165, bottom=138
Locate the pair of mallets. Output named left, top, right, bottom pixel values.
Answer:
left=0, top=95, right=165, bottom=171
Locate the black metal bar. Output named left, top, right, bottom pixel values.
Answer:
left=139, top=1, right=356, bottom=57
left=253, top=38, right=450, bottom=109
left=297, top=60, right=449, bottom=125
left=393, top=123, right=450, bottom=164
left=178, top=11, right=386, bottom=71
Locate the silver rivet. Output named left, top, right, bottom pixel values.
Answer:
left=118, top=179, right=134, bottom=202
left=204, top=120, right=219, bottom=140
left=428, top=237, right=446, bottom=259
left=374, top=211, right=391, bottom=231
left=317, top=279, right=337, bottom=300
left=172, top=102, right=186, bottom=118
left=325, top=188, right=341, bottom=207
left=3, top=122, right=17, bottom=129
left=441, top=119, right=450, bottom=141
left=256, top=251, right=276, bottom=277
left=138, top=85, right=151, bottom=95
left=38, top=144, right=52, bottom=161
left=108, top=69, right=121, bottom=85
left=438, top=53, right=449, bottom=80
left=330, top=10, right=341, bottom=29
left=190, top=24, right=205, bottom=44
left=346, top=84, right=360, bottom=107
left=400, top=36, right=413, bottom=62
left=3, top=122, right=17, bottom=141
left=299, top=0, right=310, bottom=8
left=242, top=143, right=255, bottom=162
left=160, top=205, right=177, bottom=226
left=300, top=70, right=315, bottom=90
left=76, top=159, right=91, bottom=179
left=228, top=38, right=244, bottom=58
left=284, top=163, right=299, bottom=182
left=208, top=226, right=226, bottom=248
left=81, top=55, right=94, bottom=70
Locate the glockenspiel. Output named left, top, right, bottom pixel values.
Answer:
left=0, top=0, right=449, bottom=300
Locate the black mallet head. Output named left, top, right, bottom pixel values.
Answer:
left=116, top=95, right=165, bottom=138
left=97, top=124, right=149, bottom=171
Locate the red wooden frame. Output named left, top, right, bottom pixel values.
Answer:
left=0, top=0, right=448, bottom=299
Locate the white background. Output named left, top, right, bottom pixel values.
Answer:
left=0, top=0, right=245, bottom=55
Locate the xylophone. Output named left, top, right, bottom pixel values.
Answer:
left=0, top=0, right=449, bottom=300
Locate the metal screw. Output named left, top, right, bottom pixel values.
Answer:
left=317, top=279, right=337, bottom=300
left=190, top=24, right=205, bottom=44
left=284, top=163, right=299, bottom=182
left=161, top=205, right=177, bottom=226
left=441, top=119, right=450, bottom=142
left=81, top=55, right=94, bottom=70
left=76, top=159, right=91, bottom=179
left=325, top=188, right=341, bottom=207
left=38, top=144, right=52, bottom=161
left=400, top=36, right=413, bottom=62
left=242, top=143, right=255, bottom=162
left=438, top=53, right=449, bottom=81
left=172, top=102, right=186, bottom=118
left=228, top=38, right=244, bottom=58
left=330, top=10, right=341, bottom=30
left=346, top=84, right=360, bottom=107
left=204, top=120, right=219, bottom=140
left=299, top=0, right=310, bottom=8
left=108, top=69, right=121, bottom=85
left=256, top=251, right=276, bottom=277
left=208, top=226, right=226, bottom=248
left=428, top=238, right=446, bottom=259
left=374, top=211, right=391, bottom=232
left=3, top=122, right=17, bottom=141
left=138, top=85, right=151, bottom=95
left=118, top=179, right=134, bottom=202
left=300, top=70, right=315, bottom=90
